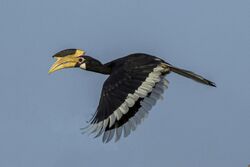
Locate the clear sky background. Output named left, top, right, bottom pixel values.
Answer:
left=0, top=0, right=249, bottom=167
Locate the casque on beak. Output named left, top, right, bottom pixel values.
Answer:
left=48, top=49, right=85, bottom=74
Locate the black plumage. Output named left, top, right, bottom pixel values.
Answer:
left=92, top=54, right=162, bottom=123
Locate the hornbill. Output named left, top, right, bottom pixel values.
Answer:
left=49, top=49, right=216, bottom=143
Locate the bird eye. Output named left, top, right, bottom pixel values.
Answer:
left=79, top=58, right=84, bottom=63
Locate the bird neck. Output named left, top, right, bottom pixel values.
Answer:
left=86, top=58, right=111, bottom=75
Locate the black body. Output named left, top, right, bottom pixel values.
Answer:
left=91, top=53, right=164, bottom=123
left=80, top=53, right=215, bottom=142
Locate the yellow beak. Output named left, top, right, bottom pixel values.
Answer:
left=48, top=55, right=79, bottom=74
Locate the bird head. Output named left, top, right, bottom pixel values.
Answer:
left=48, top=49, right=87, bottom=74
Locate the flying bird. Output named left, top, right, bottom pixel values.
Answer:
left=49, top=49, right=216, bottom=143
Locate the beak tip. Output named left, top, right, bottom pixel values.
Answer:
left=48, top=68, right=54, bottom=74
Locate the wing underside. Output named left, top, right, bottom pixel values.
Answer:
left=82, top=61, right=170, bottom=142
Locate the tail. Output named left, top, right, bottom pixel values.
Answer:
left=168, top=65, right=216, bottom=87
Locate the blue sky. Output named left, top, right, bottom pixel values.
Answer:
left=0, top=0, right=249, bottom=167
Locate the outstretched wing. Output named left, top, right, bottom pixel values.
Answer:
left=82, top=57, right=169, bottom=142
